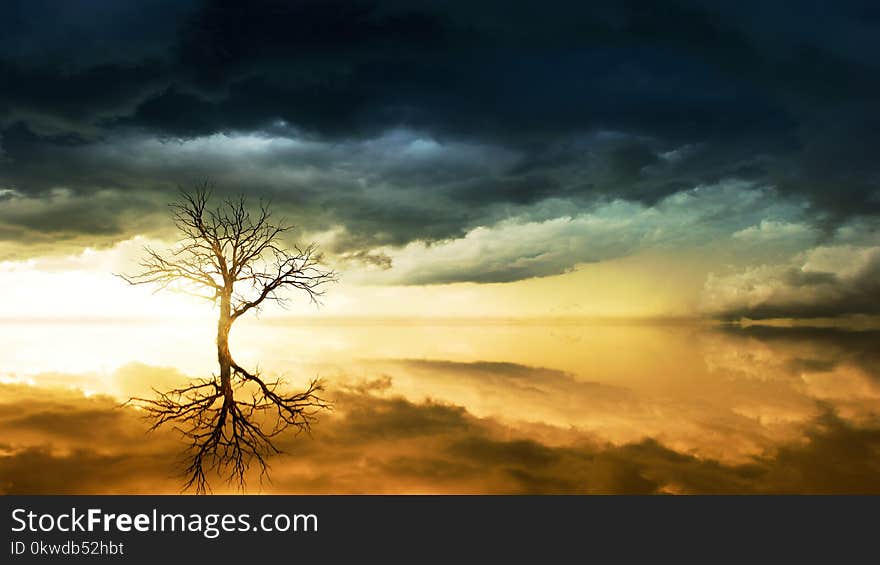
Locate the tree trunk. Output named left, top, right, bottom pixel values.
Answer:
left=217, top=291, right=234, bottom=404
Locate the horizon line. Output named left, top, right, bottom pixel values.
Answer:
left=0, top=313, right=877, bottom=329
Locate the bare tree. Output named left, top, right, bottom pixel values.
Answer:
left=120, top=182, right=336, bottom=492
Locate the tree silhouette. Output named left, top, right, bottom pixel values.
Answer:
left=121, top=183, right=336, bottom=492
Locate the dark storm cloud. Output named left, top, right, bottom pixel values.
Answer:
left=725, top=265, right=880, bottom=319
left=1, top=0, right=879, bottom=288
left=703, top=244, right=880, bottom=319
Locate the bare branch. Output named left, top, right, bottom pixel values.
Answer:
left=120, top=182, right=336, bottom=492
left=127, top=372, right=329, bottom=494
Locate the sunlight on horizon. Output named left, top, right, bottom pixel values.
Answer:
left=0, top=233, right=710, bottom=322
left=4, top=317, right=878, bottom=469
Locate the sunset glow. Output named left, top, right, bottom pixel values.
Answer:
left=2, top=0, right=879, bottom=495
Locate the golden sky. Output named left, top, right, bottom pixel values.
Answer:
left=3, top=0, right=880, bottom=494
left=2, top=319, right=880, bottom=494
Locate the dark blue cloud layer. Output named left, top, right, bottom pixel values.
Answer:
left=0, top=0, right=878, bottom=303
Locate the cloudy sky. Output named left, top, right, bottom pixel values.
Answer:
left=1, top=0, right=879, bottom=319
left=4, top=322, right=880, bottom=493
left=3, top=1, right=880, bottom=495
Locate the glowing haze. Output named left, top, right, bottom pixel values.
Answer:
left=2, top=1, right=880, bottom=494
